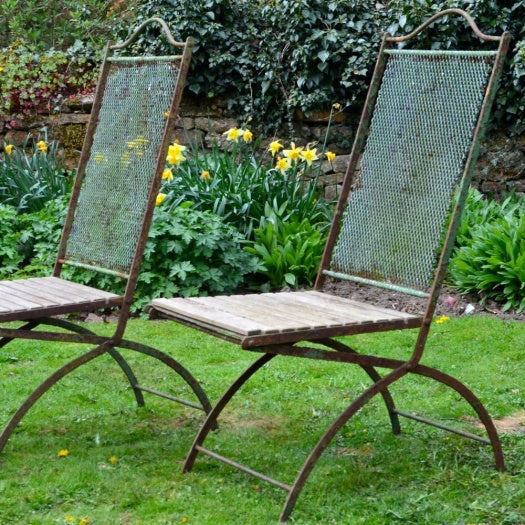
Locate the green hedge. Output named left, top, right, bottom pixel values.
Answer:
left=121, top=0, right=525, bottom=134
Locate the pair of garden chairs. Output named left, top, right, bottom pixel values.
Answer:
left=0, top=11, right=511, bottom=522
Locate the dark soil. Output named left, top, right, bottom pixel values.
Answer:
left=321, top=280, right=524, bottom=322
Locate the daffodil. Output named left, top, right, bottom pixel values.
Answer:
left=162, top=168, right=173, bottom=182
left=201, top=170, right=211, bottom=180
left=36, top=140, right=47, bottom=153
left=58, top=449, right=69, bottom=458
left=300, top=147, right=319, bottom=165
left=168, top=142, right=186, bottom=155
left=243, top=129, right=253, bottom=142
left=268, top=140, right=283, bottom=156
left=223, top=127, right=243, bottom=142
left=275, top=156, right=291, bottom=174
left=435, top=315, right=450, bottom=324
left=5, top=144, right=14, bottom=155
left=325, top=151, right=336, bottom=162
left=156, top=193, right=167, bottom=206
left=283, top=142, right=303, bottom=163
left=166, top=143, right=187, bottom=164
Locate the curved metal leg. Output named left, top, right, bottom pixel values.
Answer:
left=183, top=353, right=275, bottom=473
left=413, top=364, right=505, bottom=471
left=280, top=367, right=407, bottom=521
left=0, top=343, right=112, bottom=453
left=118, top=339, right=215, bottom=420
left=316, top=338, right=401, bottom=435
left=42, top=318, right=145, bottom=407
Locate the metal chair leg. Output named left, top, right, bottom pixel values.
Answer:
left=412, top=364, right=505, bottom=471
left=317, top=338, right=401, bottom=435
left=37, top=318, right=146, bottom=407
left=0, top=343, right=112, bottom=453
left=183, top=353, right=275, bottom=473
left=280, top=367, right=408, bottom=522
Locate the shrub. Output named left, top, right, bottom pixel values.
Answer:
left=0, top=0, right=139, bottom=50
left=0, top=136, right=73, bottom=213
left=0, top=204, right=23, bottom=278
left=160, top=129, right=334, bottom=240
left=0, top=41, right=98, bottom=117
left=5, top=198, right=259, bottom=314
left=448, top=189, right=525, bottom=312
left=245, top=203, right=326, bottom=289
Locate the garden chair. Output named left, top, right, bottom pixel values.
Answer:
left=0, top=18, right=213, bottom=454
left=149, top=9, right=510, bottom=522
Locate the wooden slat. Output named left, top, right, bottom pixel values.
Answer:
left=305, top=291, right=416, bottom=319
left=151, top=298, right=270, bottom=336
left=151, top=290, right=420, bottom=343
left=189, top=295, right=310, bottom=332
left=0, top=284, right=45, bottom=310
left=30, top=277, right=118, bottom=301
left=0, top=277, right=121, bottom=321
left=0, top=280, right=74, bottom=306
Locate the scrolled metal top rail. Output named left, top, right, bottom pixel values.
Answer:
left=110, top=17, right=189, bottom=51
left=386, top=8, right=503, bottom=43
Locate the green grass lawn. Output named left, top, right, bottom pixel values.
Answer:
left=0, top=316, right=523, bottom=524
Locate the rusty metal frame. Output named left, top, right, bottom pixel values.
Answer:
left=0, top=19, right=212, bottom=456
left=180, top=10, right=511, bottom=522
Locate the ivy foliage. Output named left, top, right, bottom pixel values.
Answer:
left=120, top=0, right=525, bottom=134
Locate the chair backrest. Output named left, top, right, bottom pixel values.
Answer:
left=317, top=9, right=509, bottom=301
left=54, top=18, right=192, bottom=282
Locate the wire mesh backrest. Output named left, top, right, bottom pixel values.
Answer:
left=327, top=49, right=497, bottom=295
left=62, top=57, right=181, bottom=276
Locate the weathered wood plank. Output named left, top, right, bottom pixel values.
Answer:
left=0, top=280, right=72, bottom=306
left=151, top=298, right=270, bottom=336
left=190, top=295, right=309, bottom=331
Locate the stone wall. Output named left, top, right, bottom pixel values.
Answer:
left=1, top=93, right=523, bottom=200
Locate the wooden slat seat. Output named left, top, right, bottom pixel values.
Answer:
left=151, top=291, right=422, bottom=348
left=0, top=277, right=122, bottom=322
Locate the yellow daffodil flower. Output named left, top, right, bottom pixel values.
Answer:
left=166, top=151, right=185, bottom=165
left=325, top=151, right=336, bottom=162
left=275, top=157, right=291, bottom=174
left=268, top=140, right=283, bottom=156
left=223, top=127, right=243, bottom=142
left=201, top=170, right=211, bottom=180
left=58, top=449, right=69, bottom=457
left=243, top=129, right=253, bottom=142
left=5, top=144, right=14, bottom=155
left=283, top=142, right=303, bottom=163
left=156, top=193, right=167, bottom=206
left=168, top=142, right=186, bottom=156
left=36, top=140, right=47, bottom=153
left=435, top=315, right=450, bottom=324
left=162, top=168, right=173, bottom=182
left=300, top=147, right=319, bottom=165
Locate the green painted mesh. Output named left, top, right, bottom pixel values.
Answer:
left=330, top=51, right=494, bottom=292
left=65, top=59, right=180, bottom=273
